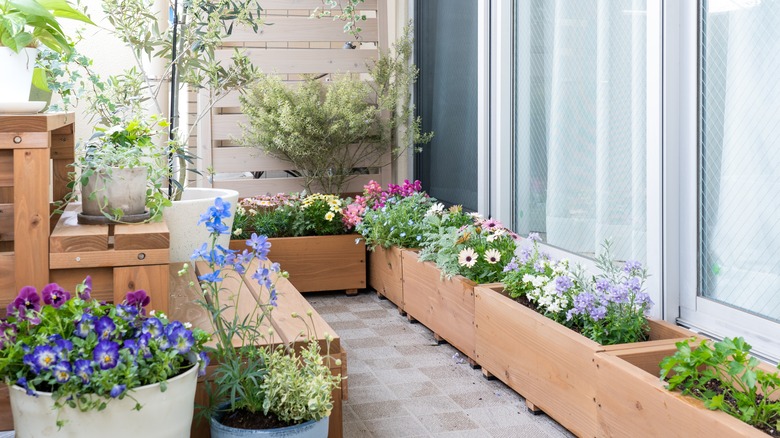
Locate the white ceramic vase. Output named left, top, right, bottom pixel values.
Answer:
left=0, top=47, right=38, bottom=103
left=9, top=364, right=199, bottom=438
left=163, top=187, right=239, bottom=262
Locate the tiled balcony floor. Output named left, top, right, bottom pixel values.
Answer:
left=307, top=291, right=574, bottom=438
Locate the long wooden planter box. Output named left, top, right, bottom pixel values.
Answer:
left=594, top=343, right=768, bottom=437
left=368, top=246, right=408, bottom=312
left=230, top=234, right=365, bottom=293
left=474, top=284, right=696, bottom=438
left=402, top=251, right=491, bottom=363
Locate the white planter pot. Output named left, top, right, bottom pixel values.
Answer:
left=9, top=364, right=199, bottom=438
left=163, top=187, right=239, bottom=263
left=0, top=47, right=38, bottom=103
left=211, top=414, right=329, bottom=438
left=81, top=167, right=148, bottom=217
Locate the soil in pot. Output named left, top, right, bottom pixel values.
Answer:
left=219, top=408, right=293, bottom=430
left=686, top=378, right=779, bottom=437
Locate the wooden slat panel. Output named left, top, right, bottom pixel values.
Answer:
left=213, top=147, right=294, bottom=173
left=260, top=0, right=376, bottom=9
left=213, top=173, right=379, bottom=197
left=50, top=267, right=114, bottom=302
left=14, top=148, right=50, bottom=290
left=0, top=253, right=14, bottom=306
left=52, top=159, right=72, bottom=202
left=215, top=48, right=377, bottom=74
left=50, top=248, right=169, bottom=269
left=227, top=17, right=378, bottom=42
left=0, top=187, right=11, bottom=204
left=0, top=113, right=73, bottom=132
left=49, top=206, right=108, bottom=253
left=114, top=265, right=169, bottom=315
left=114, top=222, right=170, bottom=250
left=0, top=203, right=13, bottom=241
left=0, top=133, right=50, bottom=149
left=0, top=151, right=11, bottom=187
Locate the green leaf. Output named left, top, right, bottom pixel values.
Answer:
left=31, top=67, right=50, bottom=91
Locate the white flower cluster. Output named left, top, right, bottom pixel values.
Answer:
left=425, top=202, right=445, bottom=217
left=521, top=259, right=573, bottom=314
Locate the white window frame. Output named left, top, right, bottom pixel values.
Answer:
left=673, top=0, right=780, bottom=363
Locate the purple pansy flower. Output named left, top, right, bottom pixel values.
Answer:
left=110, top=384, right=126, bottom=398
left=74, top=359, right=93, bottom=383
left=198, top=351, right=210, bottom=376
left=53, top=361, right=71, bottom=383
left=125, top=290, right=150, bottom=311
left=7, top=286, right=41, bottom=316
left=77, top=276, right=92, bottom=300
left=93, top=340, right=120, bottom=370
left=74, top=314, right=95, bottom=338
left=168, top=327, right=194, bottom=354
left=41, top=283, right=71, bottom=308
left=17, top=377, right=36, bottom=397
left=95, top=316, right=116, bottom=340
left=53, top=339, right=73, bottom=361
left=31, top=345, right=58, bottom=372
left=142, top=318, right=164, bottom=339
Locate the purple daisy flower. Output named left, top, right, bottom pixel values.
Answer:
left=41, top=283, right=70, bottom=308
left=74, top=359, right=93, bottom=383
left=93, top=340, right=120, bottom=370
left=95, top=316, right=116, bottom=340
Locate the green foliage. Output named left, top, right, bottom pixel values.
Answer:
left=232, top=193, right=350, bottom=239
left=0, top=0, right=92, bottom=53
left=240, top=23, right=432, bottom=195
left=260, top=340, right=342, bottom=424
left=313, top=0, right=367, bottom=38
left=358, top=192, right=433, bottom=250
left=660, top=337, right=780, bottom=432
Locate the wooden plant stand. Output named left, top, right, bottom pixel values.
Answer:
left=49, top=203, right=170, bottom=313
left=0, top=113, right=75, bottom=309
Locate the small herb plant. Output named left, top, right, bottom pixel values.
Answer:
left=660, top=337, right=780, bottom=435
left=502, top=236, right=654, bottom=345
left=351, top=180, right=432, bottom=250
left=0, top=279, right=208, bottom=428
left=0, top=0, right=92, bottom=53
left=419, top=207, right=519, bottom=284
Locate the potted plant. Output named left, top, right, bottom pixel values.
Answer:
left=191, top=197, right=342, bottom=437
left=239, top=24, right=432, bottom=195
left=472, top=237, right=695, bottom=437
left=0, top=0, right=91, bottom=106
left=230, top=192, right=366, bottom=294
left=74, top=115, right=170, bottom=224
left=401, top=205, right=518, bottom=364
left=347, top=179, right=431, bottom=311
left=0, top=279, right=209, bottom=436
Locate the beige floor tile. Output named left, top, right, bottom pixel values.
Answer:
left=415, top=411, right=480, bottom=434
left=350, top=399, right=408, bottom=421
left=364, top=415, right=429, bottom=437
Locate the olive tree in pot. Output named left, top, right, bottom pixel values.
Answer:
left=0, top=0, right=91, bottom=106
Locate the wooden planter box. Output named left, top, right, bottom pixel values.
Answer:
left=230, top=234, right=365, bottom=294
left=402, top=251, right=490, bottom=364
left=474, top=284, right=696, bottom=438
left=594, top=343, right=768, bottom=437
left=368, top=246, right=408, bottom=312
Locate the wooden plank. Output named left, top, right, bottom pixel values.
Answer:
left=49, top=206, right=108, bottom=253
left=0, top=151, right=11, bottom=186
left=0, top=253, right=14, bottom=307
left=213, top=147, right=297, bottom=173
left=368, top=245, right=406, bottom=310
left=52, top=159, right=72, bottom=202
left=14, top=147, right=50, bottom=291
left=50, top=267, right=113, bottom=302
left=215, top=48, right=377, bottom=74
left=50, top=248, right=169, bottom=269
left=114, top=222, right=170, bottom=250
left=226, top=17, right=378, bottom=42
left=0, top=203, right=12, bottom=241
left=114, top=265, right=170, bottom=315
left=50, top=130, right=74, bottom=159
left=402, top=250, right=477, bottom=360
left=169, top=263, right=214, bottom=333
left=0, top=187, right=11, bottom=204
left=213, top=173, right=379, bottom=198
left=0, top=385, right=12, bottom=431
left=260, top=0, right=377, bottom=9
left=0, top=133, right=50, bottom=149
left=0, top=113, right=73, bottom=132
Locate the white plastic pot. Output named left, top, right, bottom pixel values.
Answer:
left=9, top=364, right=199, bottom=438
left=163, top=187, right=239, bottom=262
left=0, top=47, right=38, bottom=103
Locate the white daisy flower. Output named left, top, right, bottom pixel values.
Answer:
left=458, top=248, right=478, bottom=268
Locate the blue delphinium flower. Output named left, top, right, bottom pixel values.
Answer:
left=95, top=316, right=116, bottom=340
left=247, top=233, right=271, bottom=259
left=191, top=242, right=210, bottom=261
left=110, top=384, right=126, bottom=398
left=53, top=361, right=71, bottom=383
left=93, top=340, right=120, bottom=370
left=198, top=197, right=232, bottom=235
left=31, top=345, right=58, bottom=372
left=74, top=314, right=95, bottom=339
left=74, top=359, right=93, bottom=383
left=198, top=270, right=222, bottom=283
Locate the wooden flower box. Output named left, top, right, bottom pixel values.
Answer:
left=368, top=246, right=409, bottom=312
left=594, top=343, right=770, bottom=437
left=473, top=284, right=696, bottom=438
left=230, top=234, right=365, bottom=294
left=402, top=251, right=489, bottom=365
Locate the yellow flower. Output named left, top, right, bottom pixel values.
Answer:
left=325, top=212, right=335, bottom=221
